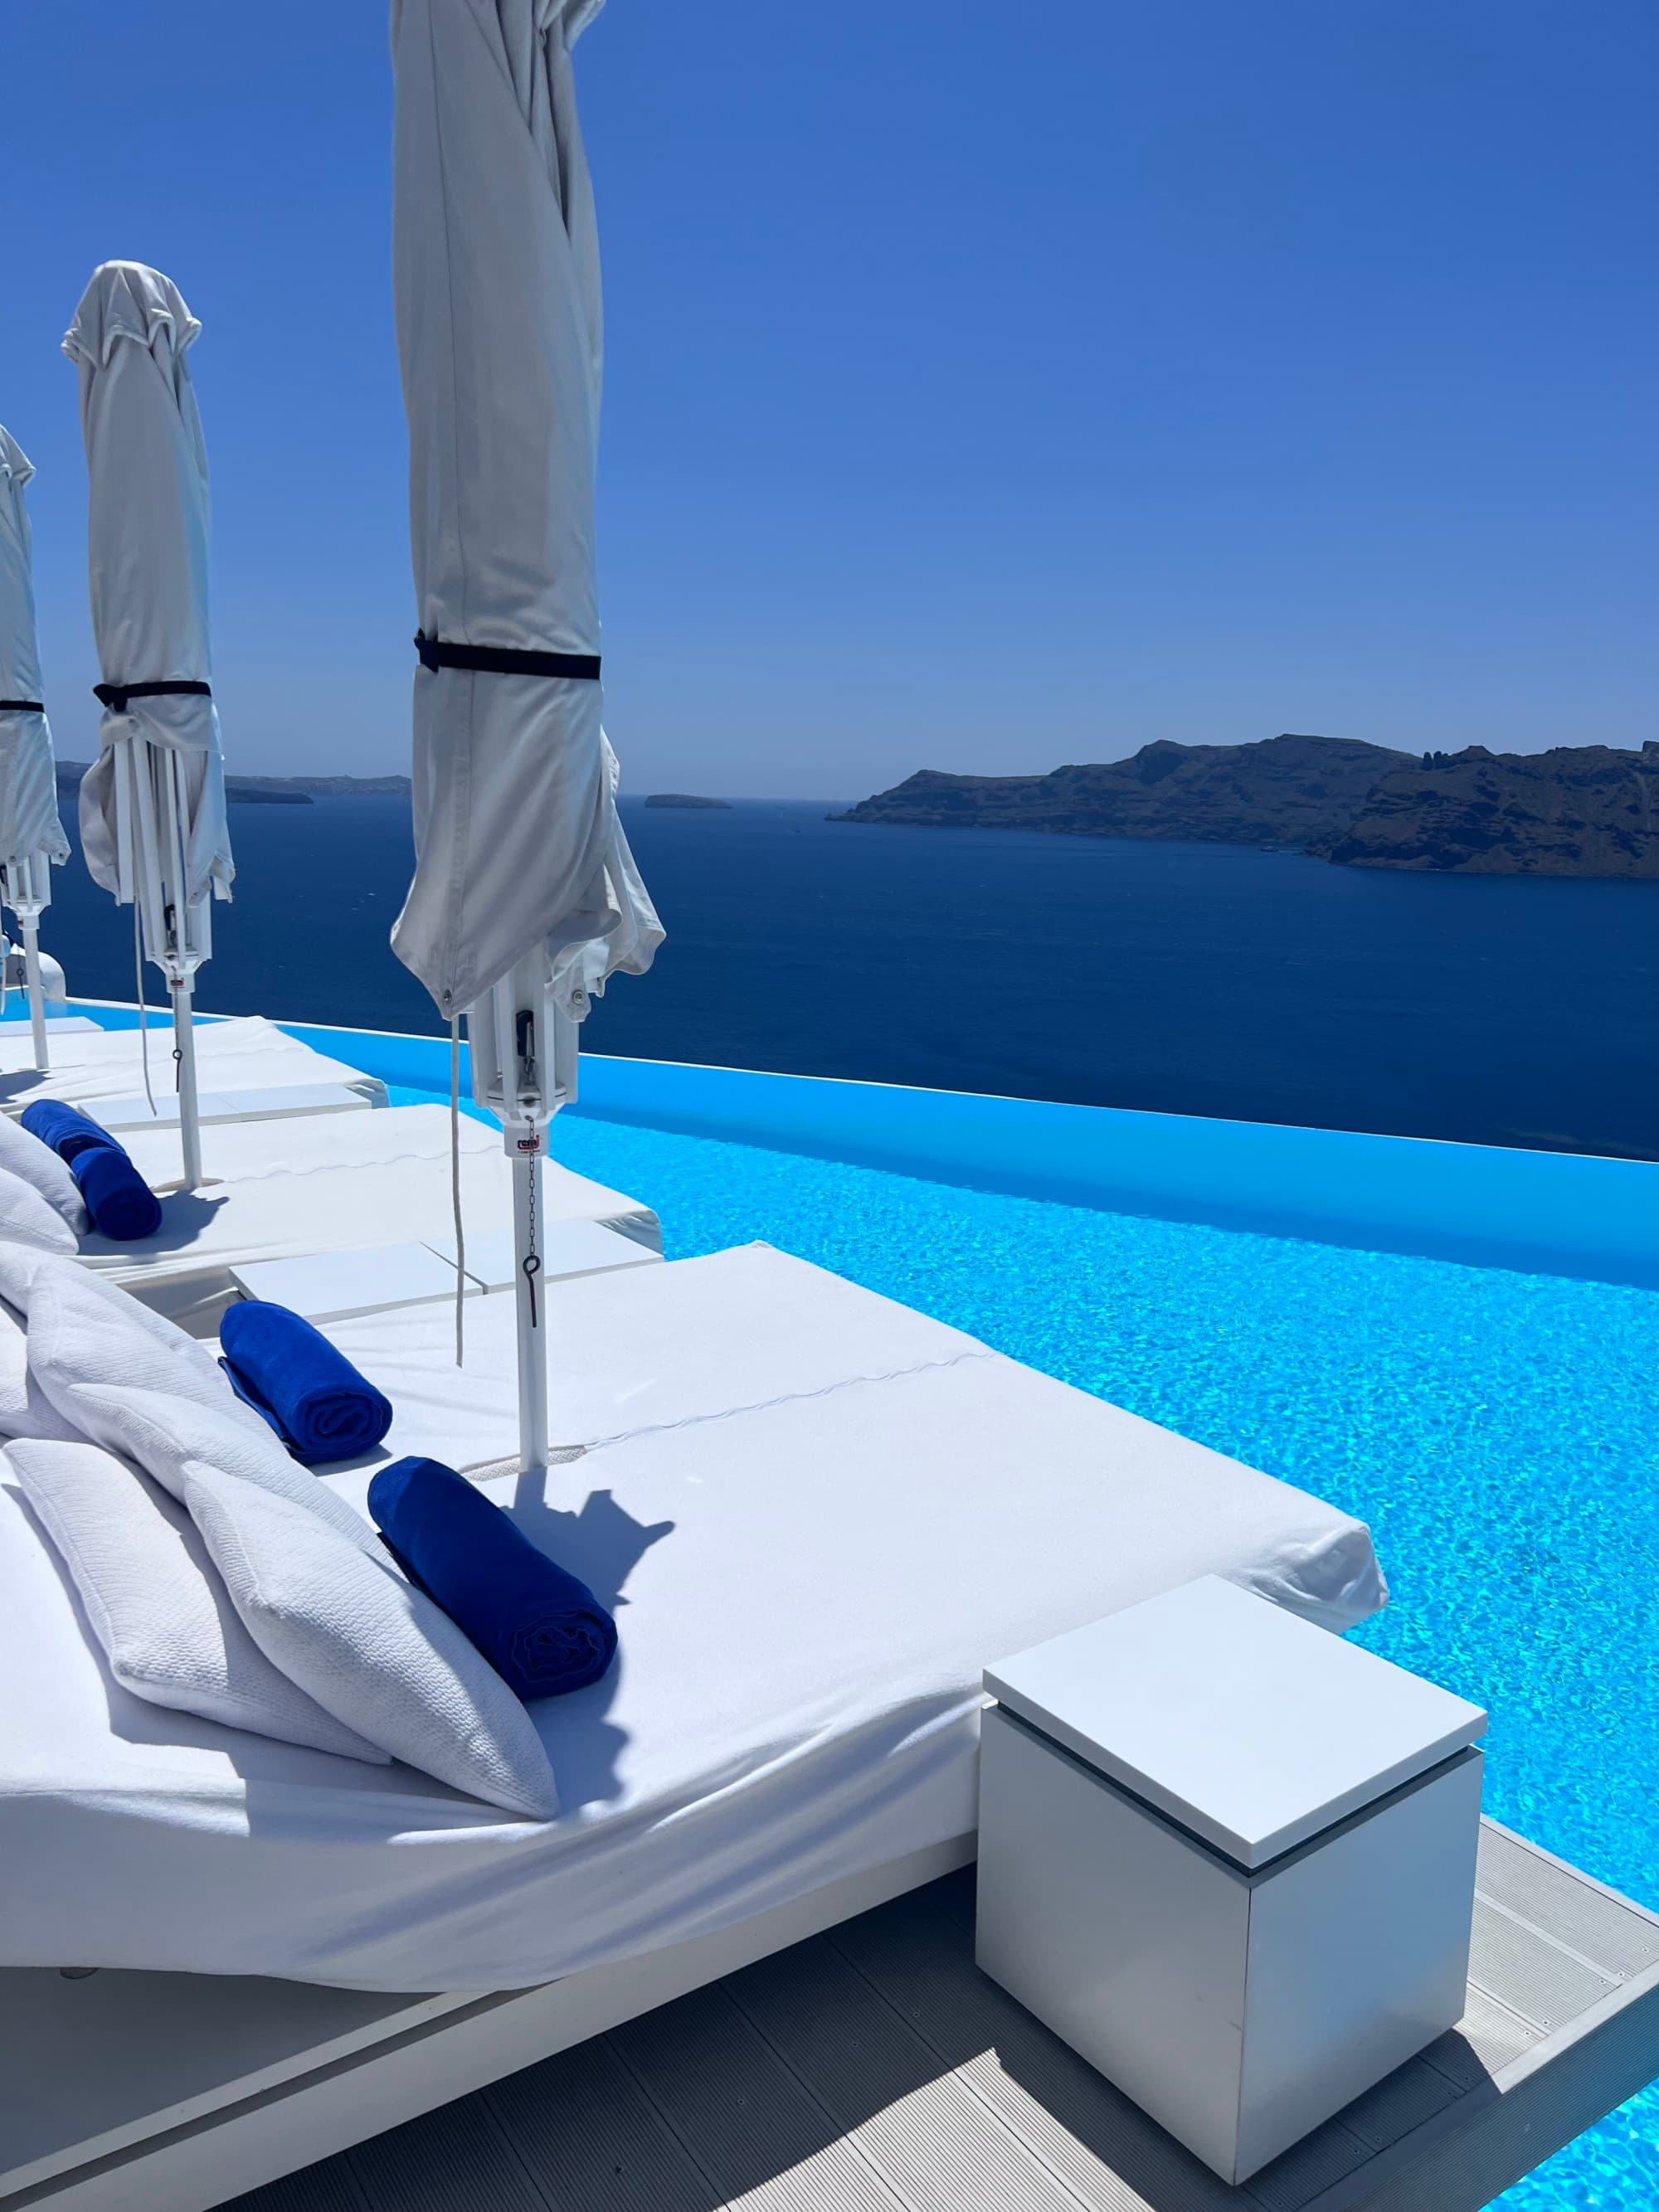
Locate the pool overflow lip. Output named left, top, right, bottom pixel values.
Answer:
left=240, top=1009, right=1659, bottom=1293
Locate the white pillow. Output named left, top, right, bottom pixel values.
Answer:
left=7, top=1438, right=387, bottom=1765
left=0, top=1116, right=88, bottom=1234
left=182, top=1456, right=559, bottom=1819
left=0, top=1237, right=60, bottom=1310
left=20, top=1257, right=381, bottom=1553
left=0, top=1168, right=80, bottom=1256
left=0, top=1296, right=82, bottom=1442
left=22, top=1253, right=263, bottom=1429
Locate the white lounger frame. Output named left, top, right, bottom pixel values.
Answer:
left=0, top=1835, right=973, bottom=2212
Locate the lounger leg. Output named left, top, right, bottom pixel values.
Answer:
left=173, top=976, right=202, bottom=1193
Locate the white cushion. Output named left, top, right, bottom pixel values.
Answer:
left=0, top=1117, right=88, bottom=1235
left=7, top=1438, right=387, bottom=1766
left=18, top=1257, right=380, bottom=1553
left=182, top=1456, right=559, bottom=1819
left=0, top=1168, right=79, bottom=1255
left=0, top=1297, right=82, bottom=1443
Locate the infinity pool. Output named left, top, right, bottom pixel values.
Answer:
left=527, top=1106, right=1659, bottom=2212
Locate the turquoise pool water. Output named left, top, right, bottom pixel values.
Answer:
left=523, top=1106, right=1659, bottom=2212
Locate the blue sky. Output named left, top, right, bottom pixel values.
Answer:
left=3, top=1, right=1655, bottom=797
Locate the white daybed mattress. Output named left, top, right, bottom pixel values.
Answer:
left=0, top=1015, right=387, bottom=1114
left=0, top=1243, right=1384, bottom=1994
left=72, top=1105, right=661, bottom=1332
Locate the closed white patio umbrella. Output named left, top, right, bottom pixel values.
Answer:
left=64, top=263, right=234, bottom=1191
left=0, top=429, right=71, bottom=1071
left=392, top=0, right=663, bottom=1475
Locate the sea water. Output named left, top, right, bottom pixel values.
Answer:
left=30, top=793, right=1659, bottom=1159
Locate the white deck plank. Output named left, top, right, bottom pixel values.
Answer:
left=201, top=1820, right=1659, bottom=2212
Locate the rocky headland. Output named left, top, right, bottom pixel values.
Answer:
left=834, top=735, right=1659, bottom=878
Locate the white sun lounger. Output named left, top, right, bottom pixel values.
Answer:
left=0, top=1014, right=388, bottom=1116
left=53, top=1103, right=659, bottom=1334
left=0, top=1241, right=1389, bottom=2210
left=0, top=1241, right=1383, bottom=2001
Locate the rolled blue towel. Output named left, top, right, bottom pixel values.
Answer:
left=368, top=1456, right=617, bottom=1701
left=69, top=1141, right=163, bottom=1241
left=20, top=1099, right=122, bottom=1165
left=219, top=1299, right=393, bottom=1466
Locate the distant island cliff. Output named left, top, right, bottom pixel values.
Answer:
left=56, top=766, right=411, bottom=806
left=834, top=735, right=1659, bottom=878
left=645, top=792, right=732, bottom=809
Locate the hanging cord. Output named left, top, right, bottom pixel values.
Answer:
left=450, top=1015, right=465, bottom=1368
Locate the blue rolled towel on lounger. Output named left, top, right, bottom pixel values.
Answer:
left=219, top=1299, right=393, bottom=1466
left=368, top=1455, right=617, bottom=1700
left=20, top=1101, right=162, bottom=1240
left=20, top=1099, right=121, bottom=1165
left=71, top=1143, right=163, bottom=1240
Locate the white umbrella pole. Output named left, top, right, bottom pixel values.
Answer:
left=9, top=854, right=49, bottom=1072
left=158, top=746, right=203, bottom=1193
left=511, top=1144, right=548, bottom=1476
left=171, top=976, right=202, bottom=1190
left=477, top=966, right=579, bottom=1480
left=21, top=912, right=47, bottom=1072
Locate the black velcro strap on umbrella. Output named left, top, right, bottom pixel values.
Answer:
left=0, top=700, right=45, bottom=715
left=414, top=632, right=601, bottom=682
left=93, top=678, right=213, bottom=715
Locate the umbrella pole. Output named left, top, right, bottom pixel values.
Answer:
left=21, top=912, right=47, bottom=1072
left=172, top=975, right=202, bottom=1191
left=512, top=1143, right=548, bottom=1476
left=158, top=746, right=204, bottom=1192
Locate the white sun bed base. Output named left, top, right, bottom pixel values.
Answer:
left=0, top=1835, right=972, bottom=2212
left=4, top=1821, right=1658, bottom=2212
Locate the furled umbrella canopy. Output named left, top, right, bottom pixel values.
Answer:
left=63, top=262, right=233, bottom=1189
left=392, top=0, right=663, bottom=1475
left=0, top=429, right=71, bottom=1068
left=390, top=0, right=661, bottom=1025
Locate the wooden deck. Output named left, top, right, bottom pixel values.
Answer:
left=224, top=1821, right=1659, bottom=2212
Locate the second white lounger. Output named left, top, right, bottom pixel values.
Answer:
left=0, top=1015, right=387, bottom=1115
left=78, top=1106, right=660, bottom=1332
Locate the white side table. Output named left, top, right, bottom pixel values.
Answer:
left=975, top=1575, right=1486, bottom=2185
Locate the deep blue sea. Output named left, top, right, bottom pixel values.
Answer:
left=31, top=792, right=1659, bottom=1158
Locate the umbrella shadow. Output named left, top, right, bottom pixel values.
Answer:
left=505, top=1473, right=675, bottom=1812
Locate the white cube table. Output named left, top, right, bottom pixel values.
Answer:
left=975, top=1575, right=1486, bottom=2186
